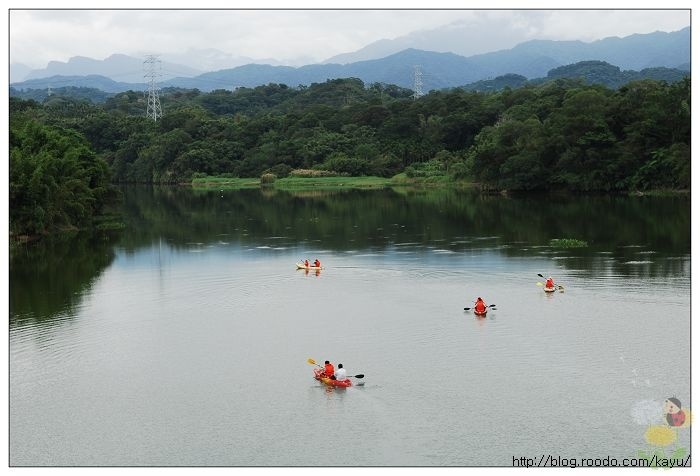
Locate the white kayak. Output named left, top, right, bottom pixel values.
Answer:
left=544, top=284, right=564, bottom=292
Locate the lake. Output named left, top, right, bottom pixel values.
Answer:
left=9, top=186, right=691, bottom=466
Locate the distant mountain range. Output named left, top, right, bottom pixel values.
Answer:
left=322, top=13, right=540, bottom=64
left=10, top=27, right=690, bottom=94
left=17, top=53, right=202, bottom=83
left=10, top=60, right=689, bottom=106
left=327, top=24, right=690, bottom=70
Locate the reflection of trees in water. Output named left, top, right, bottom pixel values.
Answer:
left=122, top=185, right=689, bottom=278
left=10, top=232, right=117, bottom=325
left=10, top=187, right=687, bottom=323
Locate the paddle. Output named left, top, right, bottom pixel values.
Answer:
left=333, top=374, right=365, bottom=379
left=307, top=358, right=364, bottom=379
left=464, top=304, right=496, bottom=311
left=307, top=358, right=322, bottom=368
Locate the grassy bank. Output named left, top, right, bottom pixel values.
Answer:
left=389, top=173, right=481, bottom=188
left=191, top=175, right=392, bottom=190
left=190, top=175, right=686, bottom=194
left=190, top=174, right=481, bottom=190
left=191, top=177, right=261, bottom=189
left=275, top=176, right=391, bottom=190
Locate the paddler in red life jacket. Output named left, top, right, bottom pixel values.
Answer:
left=546, top=276, right=555, bottom=288
left=474, top=297, right=487, bottom=314
left=304, top=259, right=309, bottom=268
left=314, top=259, right=321, bottom=268
left=324, top=360, right=334, bottom=378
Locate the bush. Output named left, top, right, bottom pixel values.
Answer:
left=260, top=173, right=277, bottom=184
left=450, top=160, right=472, bottom=179
left=263, top=164, right=292, bottom=178
left=405, top=159, right=446, bottom=178
left=372, top=153, right=403, bottom=177
left=319, top=152, right=372, bottom=176
left=289, top=169, right=338, bottom=177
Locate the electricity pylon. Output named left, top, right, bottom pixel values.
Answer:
left=144, top=55, right=163, bottom=121
left=413, top=65, right=423, bottom=100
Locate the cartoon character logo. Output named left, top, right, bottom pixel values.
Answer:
left=632, top=396, right=691, bottom=467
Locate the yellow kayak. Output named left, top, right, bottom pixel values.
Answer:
left=296, top=263, right=324, bottom=270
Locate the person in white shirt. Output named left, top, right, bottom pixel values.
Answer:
left=334, top=363, right=347, bottom=381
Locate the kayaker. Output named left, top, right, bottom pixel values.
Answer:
left=546, top=276, right=555, bottom=288
left=304, top=259, right=309, bottom=267
left=334, top=363, right=347, bottom=381
left=474, top=297, right=487, bottom=314
left=314, top=258, right=321, bottom=268
left=324, top=360, right=335, bottom=378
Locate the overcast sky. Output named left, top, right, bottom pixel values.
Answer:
left=6, top=3, right=693, bottom=70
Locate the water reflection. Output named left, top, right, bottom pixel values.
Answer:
left=121, top=186, right=689, bottom=276
left=9, top=186, right=690, bottom=325
left=10, top=232, right=117, bottom=325
left=299, top=268, right=322, bottom=277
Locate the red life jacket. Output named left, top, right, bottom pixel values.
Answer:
left=475, top=300, right=486, bottom=313
left=324, top=363, right=334, bottom=377
left=546, top=278, right=554, bottom=288
left=314, top=260, right=321, bottom=268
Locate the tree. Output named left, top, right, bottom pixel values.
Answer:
left=10, top=120, right=112, bottom=235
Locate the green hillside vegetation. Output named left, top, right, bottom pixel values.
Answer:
left=9, top=85, right=113, bottom=103
left=461, top=61, right=688, bottom=92
left=9, top=73, right=690, bottom=236
left=462, top=74, right=529, bottom=92
left=10, top=99, right=119, bottom=238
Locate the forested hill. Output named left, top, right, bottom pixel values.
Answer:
left=10, top=75, right=690, bottom=235
left=10, top=60, right=689, bottom=104
left=462, top=61, right=688, bottom=92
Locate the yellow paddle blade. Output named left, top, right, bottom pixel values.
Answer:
left=536, top=282, right=543, bottom=286
left=307, top=358, right=317, bottom=365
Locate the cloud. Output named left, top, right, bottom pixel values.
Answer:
left=9, top=9, right=690, bottom=69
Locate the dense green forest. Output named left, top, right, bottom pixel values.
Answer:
left=9, top=74, right=690, bottom=236
left=10, top=99, right=118, bottom=237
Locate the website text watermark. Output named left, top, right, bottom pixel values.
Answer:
left=513, top=454, right=691, bottom=468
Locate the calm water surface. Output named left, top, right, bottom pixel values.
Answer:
left=10, top=187, right=690, bottom=466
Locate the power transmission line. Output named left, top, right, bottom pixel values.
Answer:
left=144, top=55, right=163, bottom=121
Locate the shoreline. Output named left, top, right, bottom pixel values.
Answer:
left=189, top=175, right=690, bottom=196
